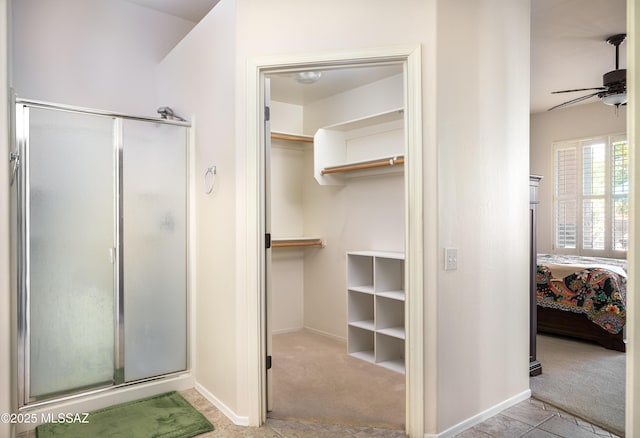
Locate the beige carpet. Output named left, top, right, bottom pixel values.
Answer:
left=269, top=329, right=405, bottom=430
left=530, top=334, right=625, bottom=437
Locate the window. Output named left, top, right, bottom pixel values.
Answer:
left=553, top=134, right=628, bottom=256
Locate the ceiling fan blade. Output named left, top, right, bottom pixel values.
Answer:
left=551, top=87, right=607, bottom=94
left=548, top=91, right=602, bottom=111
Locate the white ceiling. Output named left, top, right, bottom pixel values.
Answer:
left=125, top=0, right=627, bottom=113
left=531, top=0, right=627, bottom=113
left=267, top=64, right=404, bottom=106
left=124, top=0, right=219, bottom=22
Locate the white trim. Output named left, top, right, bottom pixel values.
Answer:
left=243, top=44, right=425, bottom=436
left=302, top=326, right=347, bottom=343
left=403, top=45, right=426, bottom=438
left=195, top=382, right=249, bottom=427
left=271, top=327, right=305, bottom=336
left=188, top=116, right=197, bottom=378
left=423, top=390, right=532, bottom=438
left=627, top=0, right=639, bottom=435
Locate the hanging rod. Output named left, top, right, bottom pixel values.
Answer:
left=272, top=237, right=325, bottom=249
left=271, top=132, right=314, bottom=143
left=321, top=155, right=405, bottom=175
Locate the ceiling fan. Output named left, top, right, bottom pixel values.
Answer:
left=548, top=33, right=627, bottom=111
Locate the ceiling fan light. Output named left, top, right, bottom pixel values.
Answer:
left=295, top=71, right=322, bottom=84
left=601, top=92, right=627, bottom=106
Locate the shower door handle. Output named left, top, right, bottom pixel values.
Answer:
left=10, top=152, right=19, bottom=185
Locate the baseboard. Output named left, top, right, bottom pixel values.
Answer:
left=195, top=382, right=249, bottom=426
left=424, top=389, right=532, bottom=438
left=303, top=326, right=347, bottom=343
left=272, top=327, right=304, bottom=336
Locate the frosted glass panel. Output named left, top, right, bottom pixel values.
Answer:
left=28, top=108, right=115, bottom=398
left=123, top=120, right=187, bottom=381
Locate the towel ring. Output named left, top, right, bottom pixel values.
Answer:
left=204, top=166, right=216, bottom=195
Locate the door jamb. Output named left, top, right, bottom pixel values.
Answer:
left=244, top=45, right=425, bottom=436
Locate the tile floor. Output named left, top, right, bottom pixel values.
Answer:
left=453, top=398, right=621, bottom=438
left=16, top=389, right=622, bottom=437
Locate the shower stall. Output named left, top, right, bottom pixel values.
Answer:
left=13, top=99, right=189, bottom=407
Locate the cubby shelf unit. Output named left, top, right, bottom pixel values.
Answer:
left=347, top=251, right=405, bottom=374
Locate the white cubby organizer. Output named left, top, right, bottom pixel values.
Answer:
left=347, top=251, right=405, bottom=374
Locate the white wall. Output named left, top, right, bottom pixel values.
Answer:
left=4, top=0, right=201, bottom=431
left=11, top=0, right=194, bottom=116
left=301, top=75, right=405, bottom=339
left=155, top=0, right=240, bottom=418
left=302, top=167, right=404, bottom=339
left=627, top=1, right=640, bottom=434
left=1, top=1, right=12, bottom=436
left=1, top=0, right=534, bottom=434
left=232, top=0, right=531, bottom=433
left=436, top=0, right=531, bottom=431
left=270, top=101, right=306, bottom=333
left=530, top=102, right=627, bottom=254
left=269, top=75, right=405, bottom=339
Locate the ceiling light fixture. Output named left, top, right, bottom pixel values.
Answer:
left=295, top=71, right=322, bottom=84
left=600, top=91, right=627, bottom=106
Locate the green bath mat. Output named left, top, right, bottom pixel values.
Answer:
left=36, top=391, right=214, bottom=438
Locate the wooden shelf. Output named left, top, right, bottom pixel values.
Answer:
left=314, top=108, right=404, bottom=185
left=272, top=237, right=324, bottom=248
left=321, top=155, right=404, bottom=176
left=271, top=131, right=314, bottom=143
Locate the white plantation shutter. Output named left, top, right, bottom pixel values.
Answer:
left=582, top=198, right=605, bottom=249
left=582, top=142, right=606, bottom=250
left=553, top=135, right=628, bottom=256
left=555, top=147, right=577, bottom=249
left=611, top=137, right=629, bottom=250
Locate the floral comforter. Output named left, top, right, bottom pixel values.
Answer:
left=536, top=254, right=627, bottom=334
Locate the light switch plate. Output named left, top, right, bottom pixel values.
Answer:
left=444, top=247, right=458, bottom=271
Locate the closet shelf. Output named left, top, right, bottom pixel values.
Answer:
left=348, top=286, right=375, bottom=295
left=349, top=320, right=375, bottom=331
left=378, top=359, right=405, bottom=374
left=376, top=290, right=405, bottom=301
left=271, top=131, right=314, bottom=143
left=377, top=326, right=405, bottom=340
left=272, top=237, right=325, bottom=249
left=321, top=155, right=404, bottom=176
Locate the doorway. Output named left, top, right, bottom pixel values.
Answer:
left=265, top=63, right=406, bottom=429
left=245, top=45, right=425, bottom=436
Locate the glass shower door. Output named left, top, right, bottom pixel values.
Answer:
left=122, top=119, right=188, bottom=381
left=27, top=108, right=116, bottom=399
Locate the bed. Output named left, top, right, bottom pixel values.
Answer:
left=536, top=254, right=627, bottom=352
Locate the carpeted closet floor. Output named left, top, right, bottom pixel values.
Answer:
left=269, top=329, right=405, bottom=430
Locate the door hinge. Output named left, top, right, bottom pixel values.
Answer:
left=265, top=233, right=271, bottom=249
left=265, top=106, right=270, bottom=122
left=266, top=355, right=272, bottom=370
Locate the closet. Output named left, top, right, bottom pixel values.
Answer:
left=266, top=64, right=406, bottom=426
